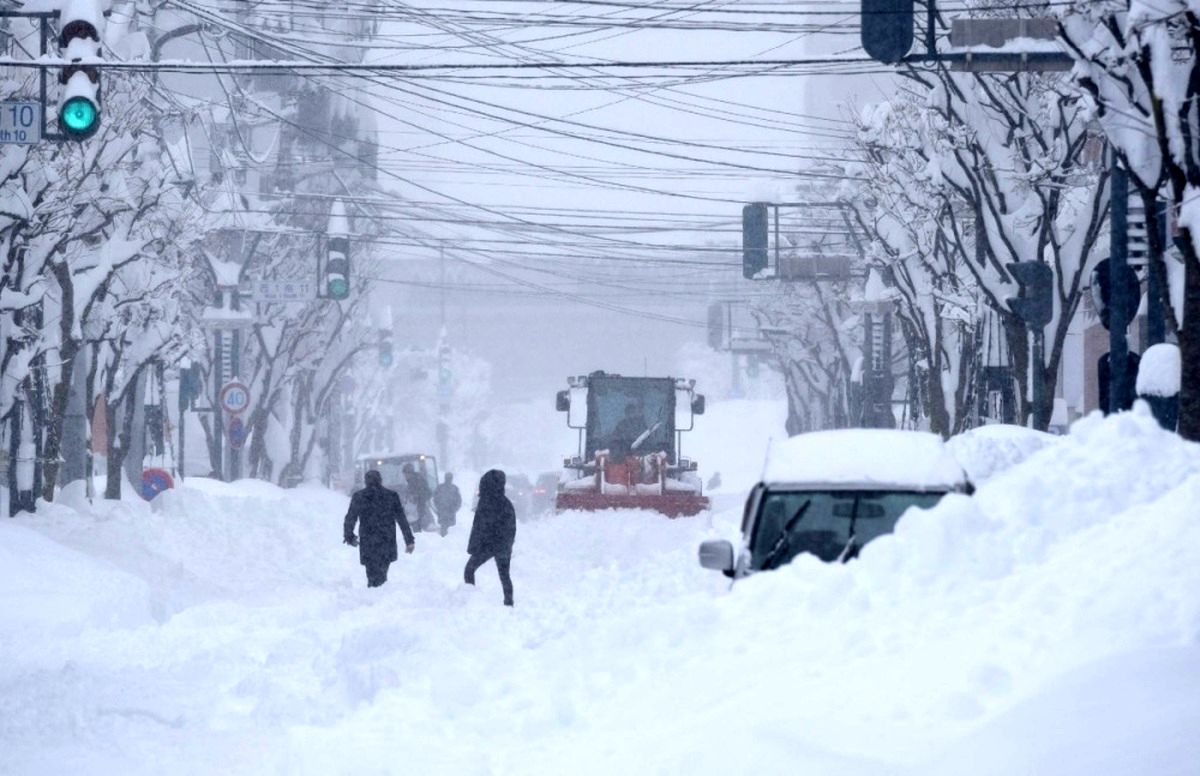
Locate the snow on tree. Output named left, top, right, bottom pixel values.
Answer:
left=0, top=60, right=203, bottom=505
left=855, top=61, right=1109, bottom=429
left=1056, top=1, right=1200, bottom=440
left=752, top=273, right=863, bottom=435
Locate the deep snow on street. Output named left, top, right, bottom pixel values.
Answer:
left=2, top=404, right=1199, bottom=775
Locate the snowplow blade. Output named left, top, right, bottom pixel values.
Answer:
left=555, top=491, right=709, bottom=518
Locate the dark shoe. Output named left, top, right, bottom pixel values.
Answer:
left=503, top=598, right=513, bottom=607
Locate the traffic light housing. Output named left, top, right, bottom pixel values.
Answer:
left=861, top=0, right=914, bottom=64
left=1089, top=258, right=1141, bottom=331
left=1006, top=261, right=1053, bottom=328
left=58, top=0, right=102, bottom=141
left=325, top=235, right=350, bottom=300
left=742, top=203, right=769, bottom=279
left=378, top=328, right=394, bottom=368
left=707, top=302, right=725, bottom=350
left=178, top=363, right=203, bottom=411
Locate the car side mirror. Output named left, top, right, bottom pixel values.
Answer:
left=556, top=390, right=570, bottom=412
left=699, top=539, right=735, bottom=576
left=692, top=394, right=706, bottom=415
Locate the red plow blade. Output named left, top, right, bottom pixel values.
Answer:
left=555, top=491, right=709, bottom=518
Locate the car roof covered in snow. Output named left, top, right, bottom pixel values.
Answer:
left=762, top=429, right=969, bottom=491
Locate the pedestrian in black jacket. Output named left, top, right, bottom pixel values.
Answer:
left=344, top=469, right=415, bottom=587
left=404, top=463, right=434, bottom=531
left=433, top=473, right=463, bottom=537
left=465, top=469, right=516, bottom=606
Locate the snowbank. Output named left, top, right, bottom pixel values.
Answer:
left=0, top=520, right=153, bottom=641
left=946, top=423, right=1059, bottom=484
left=2, top=404, right=1197, bottom=774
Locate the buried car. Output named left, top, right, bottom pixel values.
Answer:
left=699, top=429, right=971, bottom=578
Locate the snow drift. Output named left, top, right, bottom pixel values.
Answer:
left=0, top=404, right=1196, bottom=775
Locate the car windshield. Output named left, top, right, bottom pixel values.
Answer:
left=749, top=489, right=947, bottom=569
left=357, top=456, right=439, bottom=492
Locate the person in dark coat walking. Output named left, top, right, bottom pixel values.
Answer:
left=403, top=463, right=434, bottom=532
left=433, top=472, right=463, bottom=537
left=464, top=469, right=516, bottom=606
left=344, top=469, right=415, bottom=587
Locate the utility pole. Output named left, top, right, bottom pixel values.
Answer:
left=438, top=243, right=450, bottom=468
left=1109, top=154, right=1133, bottom=413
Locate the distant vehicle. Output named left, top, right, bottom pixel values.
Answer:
left=507, top=473, right=534, bottom=521
left=699, top=429, right=971, bottom=578
left=555, top=371, right=709, bottom=517
left=531, top=472, right=559, bottom=516
left=354, top=452, right=439, bottom=529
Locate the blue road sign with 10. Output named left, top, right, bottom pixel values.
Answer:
left=0, top=102, right=42, bottom=145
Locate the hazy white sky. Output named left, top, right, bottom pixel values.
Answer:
left=352, top=2, right=896, bottom=400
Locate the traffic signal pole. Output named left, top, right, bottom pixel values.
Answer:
left=1110, top=153, right=1132, bottom=414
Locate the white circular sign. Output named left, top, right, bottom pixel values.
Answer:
left=220, top=381, right=251, bottom=414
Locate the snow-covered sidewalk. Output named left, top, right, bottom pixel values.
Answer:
left=2, top=407, right=1199, bottom=775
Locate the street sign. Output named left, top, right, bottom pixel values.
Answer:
left=227, top=416, right=248, bottom=450
left=140, top=468, right=175, bottom=501
left=219, top=380, right=251, bottom=414
left=1090, top=258, right=1141, bottom=331
left=0, top=102, right=42, bottom=145
left=245, top=279, right=317, bottom=303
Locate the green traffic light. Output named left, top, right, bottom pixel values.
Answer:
left=327, top=277, right=349, bottom=299
left=60, top=96, right=99, bottom=138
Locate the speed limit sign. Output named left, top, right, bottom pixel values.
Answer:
left=219, top=381, right=251, bottom=415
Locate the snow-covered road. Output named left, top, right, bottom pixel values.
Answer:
left=3, top=407, right=1199, bottom=775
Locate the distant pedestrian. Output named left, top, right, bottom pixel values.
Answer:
left=344, top=469, right=415, bottom=588
left=464, top=469, right=516, bottom=606
left=404, top=463, right=434, bottom=531
left=433, top=472, right=463, bottom=537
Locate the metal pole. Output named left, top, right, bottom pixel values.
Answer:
left=1110, top=152, right=1131, bottom=413
left=213, top=329, right=224, bottom=479
left=1147, top=199, right=1166, bottom=348
left=39, top=14, right=48, bottom=140
left=8, top=400, right=20, bottom=516
left=1031, top=331, right=1045, bottom=427
left=773, top=205, right=780, bottom=270
left=230, top=328, right=240, bottom=481
left=925, top=0, right=937, bottom=58
left=439, top=242, right=446, bottom=332
left=179, top=392, right=185, bottom=481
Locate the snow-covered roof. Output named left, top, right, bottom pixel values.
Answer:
left=762, top=429, right=968, bottom=490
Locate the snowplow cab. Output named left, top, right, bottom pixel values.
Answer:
left=555, top=371, right=709, bottom=517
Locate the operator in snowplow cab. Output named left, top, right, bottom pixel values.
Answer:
left=344, top=469, right=415, bottom=588
left=611, top=402, right=649, bottom=459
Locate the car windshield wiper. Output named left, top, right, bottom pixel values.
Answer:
left=760, top=500, right=811, bottom=570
